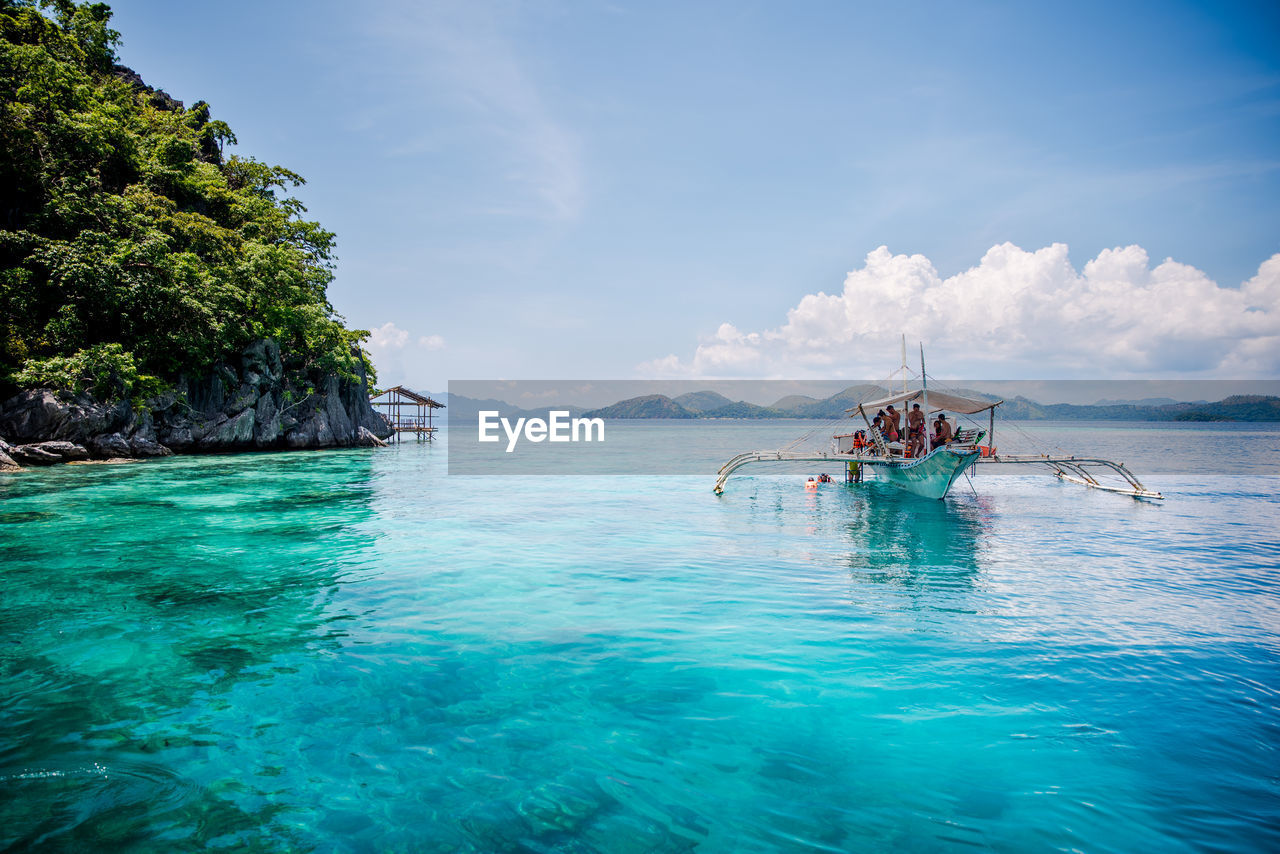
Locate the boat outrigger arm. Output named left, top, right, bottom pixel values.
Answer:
left=713, top=386, right=1163, bottom=500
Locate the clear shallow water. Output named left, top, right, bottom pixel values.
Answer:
left=1, top=425, right=1278, bottom=851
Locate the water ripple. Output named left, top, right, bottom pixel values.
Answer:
left=1, top=434, right=1278, bottom=850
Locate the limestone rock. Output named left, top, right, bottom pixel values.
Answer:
left=90, top=433, right=133, bottom=458
left=0, top=337, right=395, bottom=463
left=0, top=390, right=129, bottom=444
left=198, top=409, right=254, bottom=449
left=286, top=406, right=335, bottom=448
left=129, top=409, right=159, bottom=445
left=10, top=441, right=89, bottom=465
left=254, top=389, right=282, bottom=447
left=0, top=437, right=20, bottom=471
left=241, top=338, right=282, bottom=384
left=130, top=436, right=173, bottom=457
left=39, top=441, right=90, bottom=461
left=322, top=374, right=354, bottom=442
left=355, top=427, right=387, bottom=447
left=223, top=382, right=259, bottom=416
left=10, top=445, right=59, bottom=465
left=159, top=422, right=195, bottom=451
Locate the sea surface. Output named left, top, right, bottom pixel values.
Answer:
left=1, top=421, right=1278, bottom=852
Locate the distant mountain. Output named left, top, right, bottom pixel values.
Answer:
left=996, top=396, right=1049, bottom=420
left=673, top=390, right=735, bottom=413
left=699, top=401, right=786, bottom=418
left=991, top=395, right=1280, bottom=422
left=583, top=395, right=696, bottom=419
left=1094, top=397, right=1192, bottom=407
left=442, top=390, right=1280, bottom=424
left=1172, top=395, right=1280, bottom=422
left=436, top=394, right=511, bottom=423
left=444, top=394, right=586, bottom=423
left=788, top=384, right=888, bottom=419
left=673, top=390, right=784, bottom=418
left=770, top=394, right=818, bottom=412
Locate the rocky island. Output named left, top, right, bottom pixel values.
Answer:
left=0, top=2, right=390, bottom=470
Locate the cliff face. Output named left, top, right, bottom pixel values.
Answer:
left=0, top=339, right=392, bottom=470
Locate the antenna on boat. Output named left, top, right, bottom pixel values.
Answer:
left=900, top=334, right=908, bottom=393
left=920, top=341, right=928, bottom=427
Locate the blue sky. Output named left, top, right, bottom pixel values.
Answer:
left=103, top=0, right=1280, bottom=386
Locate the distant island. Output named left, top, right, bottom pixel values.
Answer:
left=444, top=388, right=1280, bottom=423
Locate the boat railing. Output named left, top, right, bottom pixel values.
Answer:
left=714, top=449, right=848, bottom=494
left=976, top=453, right=1161, bottom=499
left=868, top=426, right=889, bottom=456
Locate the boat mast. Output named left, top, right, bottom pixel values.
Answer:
left=901, top=334, right=907, bottom=394
left=920, top=342, right=929, bottom=433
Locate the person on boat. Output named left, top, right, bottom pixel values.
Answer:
left=877, top=410, right=898, bottom=444
left=907, top=404, right=926, bottom=457
left=931, top=413, right=953, bottom=450
left=885, top=405, right=902, bottom=443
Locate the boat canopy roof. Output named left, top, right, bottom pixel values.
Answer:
left=852, top=388, right=1001, bottom=416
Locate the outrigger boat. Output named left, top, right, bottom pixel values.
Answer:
left=713, top=349, right=1163, bottom=501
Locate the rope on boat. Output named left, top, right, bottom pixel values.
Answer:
left=780, top=375, right=893, bottom=453
left=922, top=373, right=1068, bottom=458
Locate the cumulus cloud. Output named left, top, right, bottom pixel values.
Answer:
left=368, top=321, right=410, bottom=352
left=366, top=322, right=446, bottom=356
left=364, top=322, right=446, bottom=387
left=640, top=244, right=1280, bottom=378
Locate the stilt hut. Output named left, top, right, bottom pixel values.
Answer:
left=369, top=386, right=444, bottom=442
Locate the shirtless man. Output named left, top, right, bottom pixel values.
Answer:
left=931, top=413, right=953, bottom=450
left=907, top=403, right=926, bottom=457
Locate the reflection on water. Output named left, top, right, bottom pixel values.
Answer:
left=845, top=485, right=985, bottom=574
left=834, top=484, right=989, bottom=629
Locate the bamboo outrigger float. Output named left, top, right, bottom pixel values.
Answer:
left=713, top=347, right=1163, bottom=501
left=713, top=447, right=1163, bottom=500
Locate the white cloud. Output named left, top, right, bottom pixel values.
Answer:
left=641, top=244, right=1280, bottom=378
left=364, top=322, right=446, bottom=387
left=367, top=321, right=410, bottom=351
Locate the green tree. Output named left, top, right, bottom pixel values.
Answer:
left=0, top=0, right=374, bottom=402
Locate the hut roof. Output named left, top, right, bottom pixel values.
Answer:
left=373, top=385, right=445, bottom=408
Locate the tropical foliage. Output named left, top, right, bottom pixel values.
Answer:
left=0, top=0, right=372, bottom=401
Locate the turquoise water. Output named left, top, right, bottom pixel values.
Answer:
left=2, top=424, right=1279, bottom=851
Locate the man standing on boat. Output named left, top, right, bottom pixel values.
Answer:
left=885, top=405, right=902, bottom=444
left=907, top=404, right=926, bottom=457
